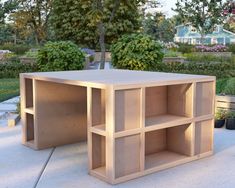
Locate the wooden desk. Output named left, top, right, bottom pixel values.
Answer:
left=20, top=70, right=215, bottom=184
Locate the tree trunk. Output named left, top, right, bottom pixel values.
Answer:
left=98, top=22, right=106, bottom=69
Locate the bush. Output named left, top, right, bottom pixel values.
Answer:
left=228, top=44, right=235, bottom=54
left=215, top=109, right=227, bottom=120
left=195, top=45, right=228, bottom=52
left=184, top=53, right=233, bottom=63
left=111, top=34, right=164, bottom=70
left=157, top=61, right=235, bottom=79
left=0, top=44, right=31, bottom=55
left=224, top=78, right=235, bottom=95
left=37, top=41, right=85, bottom=71
left=0, top=63, right=38, bottom=78
left=177, top=43, right=194, bottom=54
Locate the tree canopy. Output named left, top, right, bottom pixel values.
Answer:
left=174, top=0, right=224, bottom=41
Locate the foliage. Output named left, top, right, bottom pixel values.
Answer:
left=215, top=109, right=227, bottom=120
left=224, top=78, right=235, bottom=95
left=25, top=50, right=38, bottom=58
left=157, top=61, right=235, bottom=79
left=0, top=0, right=18, bottom=24
left=37, top=41, right=85, bottom=71
left=0, top=78, right=19, bottom=102
left=226, top=111, right=235, bottom=119
left=50, top=0, right=143, bottom=49
left=216, top=78, right=229, bottom=94
left=228, top=44, right=235, bottom=54
left=10, top=0, right=52, bottom=45
left=0, top=24, right=14, bottom=44
left=0, top=63, right=37, bottom=78
left=163, top=42, right=179, bottom=50
left=111, top=34, right=164, bottom=70
left=0, top=43, right=30, bottom=54
left=177, top=43, right=194, bottom=54
left=174, top=0, right=224, bottom=41
left=143, top=12, right=175, bottom=42
left=164, top=51, right=182, bottom=58
left=195, top=45, right=228, bottom=52
left=183, top=53, right=234, bottom=63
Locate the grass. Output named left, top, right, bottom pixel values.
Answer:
left=0, top=78, right=19, bottom=102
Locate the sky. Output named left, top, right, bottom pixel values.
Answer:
left=161, top=0, right=177, bottom=17
left=145, top=0, right=177, bottom=18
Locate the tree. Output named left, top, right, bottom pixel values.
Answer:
left=174, top=0, right=224, bottom=43
left=143, top=12, right=175, bottom=42
left=51, top=0, right=145, bottom=69
left=10, top=0, right=52, bottom=45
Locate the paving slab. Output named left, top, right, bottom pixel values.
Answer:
left=37, top=128, right=235, bottom=188
left=0, top=125, right=53, bottom=188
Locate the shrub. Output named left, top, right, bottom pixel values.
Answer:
left=228, top=44, right=235, bottom=54
left=157, top=61, right=235, bottom=79
left=0, top=63, right=38, bottom=78
left=195, top=45, right=228, bottom=52
left=224, top=78, right=235, bottom=95
left=177, top=43, right=194, bottom=54
left=215, top=109, right=227, bottom=120
left=37, top=41, right=85, bottom=71
left=111, top=34, right=164, bottom=70
left=0, top=44, right=31, bottom=55
left=184, top=53, right=233, bottom=63
left=164, top=50, right=182, bottom=57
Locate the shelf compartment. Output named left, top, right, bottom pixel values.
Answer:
left=26, top=113, right=34, bottom=142
left=25, top=78, right=33, bottom=108
left=196, top=82, right=214, bottom=117
left=145, top=84, right=193, bottom=127
left=145, top=123, right=192, bottom=170
left=115, top=89, right=141, bottom=132
left=145, top=151, right=189, bottom=169
left=195, top=119, right=213, bottom=155
left=146, top=114, right=191, bottom=128
left=92, top=133, right=106, bottom=177
left=115, top=134, right=141, bottom=178
left=92, top=88, right=106, bottom=130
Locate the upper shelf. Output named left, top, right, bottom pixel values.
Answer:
left=145, top=114, right=191, bottom=129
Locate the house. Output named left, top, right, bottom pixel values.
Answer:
left=174, top=24, right=235, bottom=45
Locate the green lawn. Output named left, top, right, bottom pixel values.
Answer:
left=0, top=78, right=19, bottom=102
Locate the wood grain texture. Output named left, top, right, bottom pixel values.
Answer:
left=115, top=134, right=141, bottom=178
left=196, top=82, right=214, bottom=117
left=195, top=120, right=213, bottom=155
left=115, top=89, right=141, bottom=132
left=92, top=133, right=106, bottom=171
left=35, top=80, right=87, bottom=149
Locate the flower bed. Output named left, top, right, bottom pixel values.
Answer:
left=195, top=45, right=228, bottom=52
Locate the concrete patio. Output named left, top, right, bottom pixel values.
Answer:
left=0, top=121, right=235, bottom=188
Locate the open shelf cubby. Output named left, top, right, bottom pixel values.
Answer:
left=26, top=113, right=34, bottom=143
left=145, top=84, right=193, bottom=127
left=195, top=119, right=213, bottom=155
left=115, top=89, right=141, bottom=132
left=145, top=123, right=192, bottom=170
left=92, top=88, right=106, bottom=131
left=92, top=133, right=106, bottom=177
left=25, top=78, right=33, bottom=108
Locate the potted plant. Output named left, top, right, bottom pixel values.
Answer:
left=225, top=111, right=235, bottom=130
left=215, top=109, right=227, bottom=128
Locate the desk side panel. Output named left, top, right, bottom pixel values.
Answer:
left=34, top=80, right=87, bottom=149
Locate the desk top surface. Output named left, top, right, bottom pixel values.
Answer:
left=22, top=70, right=215, bottom=86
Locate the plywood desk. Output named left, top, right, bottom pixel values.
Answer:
left=20, top=70, right=215, bottom=184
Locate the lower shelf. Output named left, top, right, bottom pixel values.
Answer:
left=145, top=150, right=189, bottom=170
left=92, top=166, right=106, bottom=177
